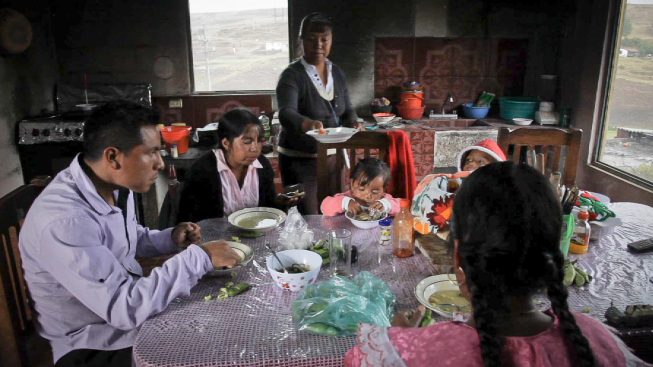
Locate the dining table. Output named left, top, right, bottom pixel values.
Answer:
left=132, top=202, right=653, bottom=367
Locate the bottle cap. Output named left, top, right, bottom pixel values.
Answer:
left=379, top=218, right=392, bottom=226
left=400, top=199, right=411, bottom=209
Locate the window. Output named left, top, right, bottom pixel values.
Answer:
left=596, top=0, right=653, bottom=185
left=188, top=0, right=289, bottom=92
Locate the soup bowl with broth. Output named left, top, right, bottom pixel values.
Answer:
left=415, top=274, right=471, bottom=319
left=228, top=207, right=287, bottom=233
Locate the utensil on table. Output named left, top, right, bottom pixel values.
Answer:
left=265, top=243, right=288, bottom=274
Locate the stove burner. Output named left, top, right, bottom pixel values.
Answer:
left=18, top=113, right=86, bottom=145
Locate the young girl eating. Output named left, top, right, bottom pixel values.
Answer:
left=320, top=158, right=400, bottom=217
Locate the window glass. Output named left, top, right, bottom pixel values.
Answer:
left=188, top=0, right=289, bottom=92
left=598, top=0, right=653, bottom=183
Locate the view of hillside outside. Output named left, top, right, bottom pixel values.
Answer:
left=599, top=0, right=653, bottom=183
left=188, top=0, right=289, bottom=92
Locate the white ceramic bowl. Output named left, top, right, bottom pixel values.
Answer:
left=306, top=127, right=358, bottom=143
left=345, top=211, right=387, bottom=229
left=203, top=241, right=254, bottom=276
left=512, top=118, right=533, bottom=126
left=373, top=113, right=396, bottom=124
left=266, top=249, right=322, bottom=292
left=415, top=274, right=471, bottom=319
left=228, top=207, right=286, bottom=233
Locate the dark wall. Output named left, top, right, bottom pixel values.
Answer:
left=53, top=0, right=191, bottom=96
left=0, top=1, right=58, bottom=196
left=290, top=0, right=571, bottom=114
left=50, top=0, right=570, bottom=110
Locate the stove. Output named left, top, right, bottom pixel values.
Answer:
left=17, top=112, right=88, bottom=145
left=16, top=83, right=152, bottom=182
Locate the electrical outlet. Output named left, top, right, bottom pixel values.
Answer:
left=168, top=99, right=183, bottom=108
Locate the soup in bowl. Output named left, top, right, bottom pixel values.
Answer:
left=266, top=249, right=322, bottom=292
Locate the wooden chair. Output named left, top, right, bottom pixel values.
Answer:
left=316, top=131, right=391, bottom=205
left=497, top=127, right=582, bottom=186
left=0, top=177, right=53, bottom=367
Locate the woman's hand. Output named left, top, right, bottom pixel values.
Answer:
left=302, top=118, right=324, bottom=132
left=276, top=193, right=302, bottom=207
left=172, top=222, right=202, bottom=248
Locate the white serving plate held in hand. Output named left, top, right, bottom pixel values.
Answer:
left=228, top=207, right=287, bottom=233
left=306, top=127, right=358, bottom=143
left=415, top=274, right=471, bottom=319
left=204, top=240, right=254, bottom=276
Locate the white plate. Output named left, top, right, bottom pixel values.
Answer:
left=228, top=207, right=286, bottom=232
left=415, top=274, right=471, bottom=318
left=204, top=241, right=254, bottom=276
left=306, top=127, right=358, bottom=143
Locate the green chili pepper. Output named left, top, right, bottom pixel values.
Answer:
left=218, top=282, right=251, bottom=300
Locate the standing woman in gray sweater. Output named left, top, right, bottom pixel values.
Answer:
left=276, top=12, right=360, bottom=214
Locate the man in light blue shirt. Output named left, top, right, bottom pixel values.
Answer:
left=19, top=101, right=241, bottom=366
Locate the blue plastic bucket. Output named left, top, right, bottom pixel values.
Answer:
left=499, top=97, right=539, bottom=120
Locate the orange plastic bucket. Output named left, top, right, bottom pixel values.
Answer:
left=160, top=126, right=192, bottom=154
left=400, top=91, right=424, bottom=108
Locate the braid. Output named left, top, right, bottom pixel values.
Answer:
left=463, top=253, right=506, bottom=367
left=545, top=252, right=597, bottom=367
left=467, top=273, right=504, bottom=367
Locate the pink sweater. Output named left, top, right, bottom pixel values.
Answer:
left=344, top=311, right=648, bottom=367
left=320, top=191, right=401, bottom=217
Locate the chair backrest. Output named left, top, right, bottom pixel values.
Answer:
left=316, top=131, right=391, bottom=206
left=0, top=177, right=51, bottom=367
left=497, top=127, right=582, bottom=187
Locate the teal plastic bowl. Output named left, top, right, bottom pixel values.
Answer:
left=499, top=97, right=539, bottom=120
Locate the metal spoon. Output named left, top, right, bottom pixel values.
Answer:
left=265, top=243, right=288, bottom=274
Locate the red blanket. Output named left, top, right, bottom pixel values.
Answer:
left=386, top=130, right=416, bottom=200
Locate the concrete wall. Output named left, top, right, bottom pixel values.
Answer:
left=0, top=2, right=58, bottom=197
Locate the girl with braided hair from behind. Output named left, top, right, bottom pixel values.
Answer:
left=344, top=162, right=649, bottom=367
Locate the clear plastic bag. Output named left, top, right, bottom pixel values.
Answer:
left=292, top=271, right=395, bottom=336
left=278, top=206, right=314, bottom=249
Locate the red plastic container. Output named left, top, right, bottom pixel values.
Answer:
left=399, top=91, right=424, bottom=108
left=160, top=126, right=192, bottom=154
left=397, top=105, right=425, bottom=120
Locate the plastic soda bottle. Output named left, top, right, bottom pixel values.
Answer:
left=570, top=206, right=591, bottom=254
left=392, top=199, right=415, bottom=258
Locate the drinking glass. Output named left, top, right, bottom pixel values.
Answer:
left=329, top=229, right=352, bottom=276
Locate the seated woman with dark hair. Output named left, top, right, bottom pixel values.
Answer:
left=178, top=109, right=296, bottom=223
left=345, top=162, right=647, bottom=367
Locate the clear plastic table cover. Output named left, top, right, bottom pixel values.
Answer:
left=133, top=203, right=653, bottom=366
left=565, top=202, right=653, bottom=320
left=133, top=215, right=436, bottom=367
